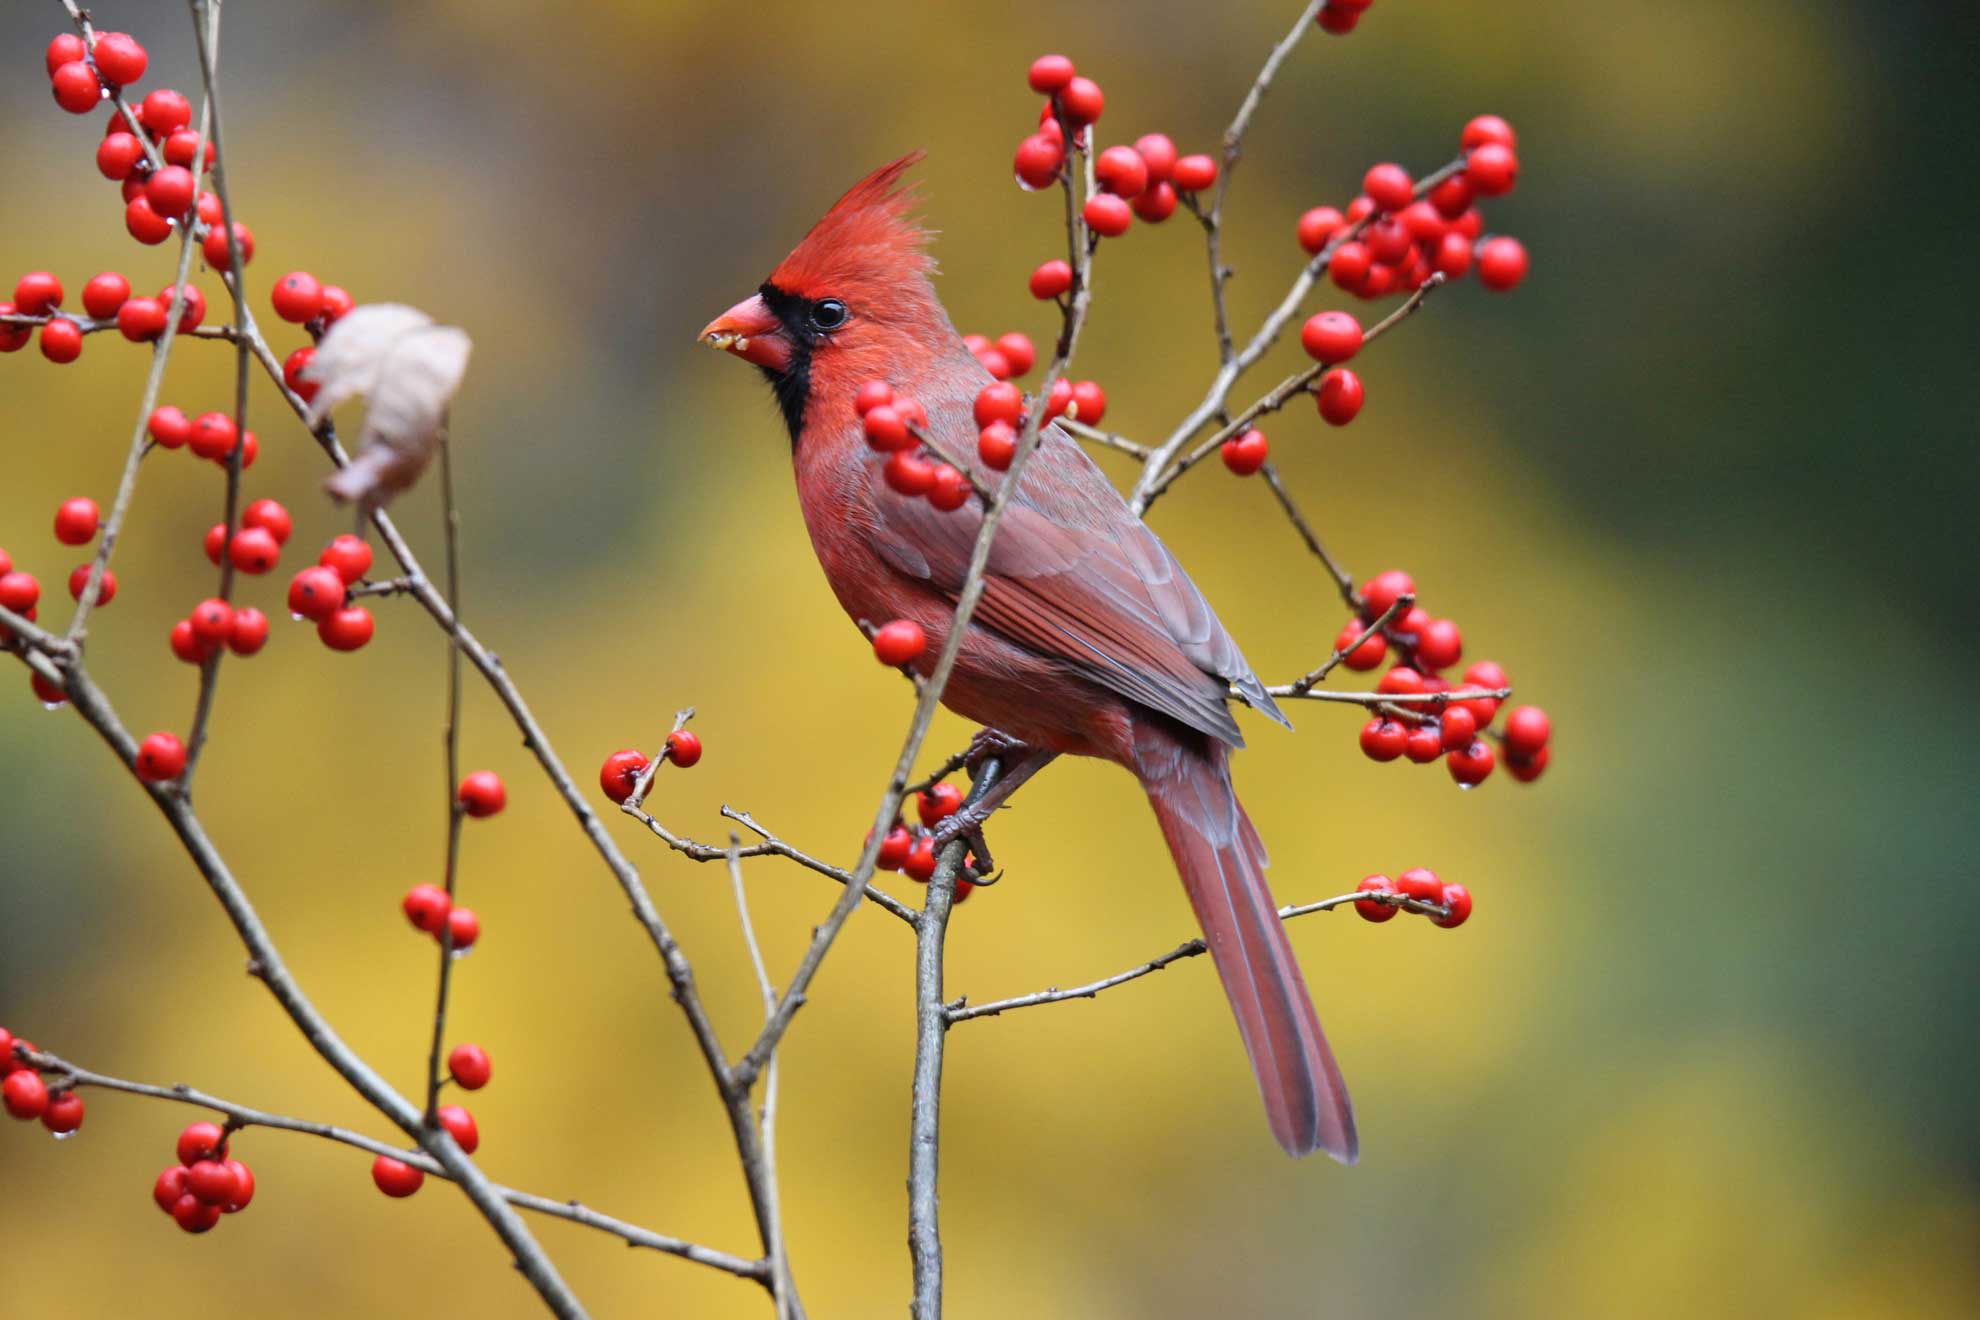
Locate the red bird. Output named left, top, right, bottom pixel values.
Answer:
left=701, top=155, right=1355, bottom=1161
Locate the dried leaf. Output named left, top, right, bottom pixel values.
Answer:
left=304, top=303, right=472, bottom=511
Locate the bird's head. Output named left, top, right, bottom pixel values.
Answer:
left=701, top=152, right=952, bottom=440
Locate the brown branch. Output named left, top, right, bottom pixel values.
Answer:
left=1259, top=461, right=1359, bottom=608
left=422, top=425, right=466, bottom=1120
left=1283, top=592, right=1412, bottom=696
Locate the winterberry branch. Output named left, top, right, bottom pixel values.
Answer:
left=422, top=425, right=467, bottom=1121
left=1282, top=591, right=1413, bottom=696
left=726, top=841, right=796, bottom=1318
left=1140, top=272, right=1446, bottom=510
left=1056, top=416, right=1151, bottom=460
left=945, top=886, right=1448, bottom=1024
left=1258, top=460, right=1359, bottom=608
left=59, top=0, right=166, bottom=174
left=19, top=1047, right=771, bottom=1284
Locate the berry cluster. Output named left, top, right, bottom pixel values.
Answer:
left=853, top=380, right=970, bottom=508
left=597, top=729, right=703, bottom=805
left=869, top=782, right=980, bottom=902
left=2, top=1027, right=85, bottom=1135
left=152, top=1122, right=256, bottom=1234
left=1340, top=570, right=1553, bottom=786
left=367, top=1046, right=492, bottom=1199
left=1351, top=868, right=1471, bottom=927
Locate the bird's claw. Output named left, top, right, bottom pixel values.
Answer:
left=964, top=728, right=1029, bottom=771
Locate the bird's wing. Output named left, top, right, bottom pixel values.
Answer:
left=868, top=416, right=1287, bottom=747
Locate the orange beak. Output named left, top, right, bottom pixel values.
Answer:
left=699, top=294, right=791, bottom=371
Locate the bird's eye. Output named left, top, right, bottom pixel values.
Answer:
left=810, top=298, right=849, bottom=332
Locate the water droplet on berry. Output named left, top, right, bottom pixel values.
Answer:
left=449, top=947, right=474, bottom=962
left=41, top=701, right=64, bottom=712
left=1014, top=173, right=1043, bottom=193
left=289, top=612, right=305, bottom=623
left=52, top=1129, right=77, bottom=1142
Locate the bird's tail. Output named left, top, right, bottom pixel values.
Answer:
left=1137, top=724, right=1357, bottom=1162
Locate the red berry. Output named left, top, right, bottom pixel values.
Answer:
left=154, top=1166, right=192, bottom=1214
left=317, top=605, right=374, bottom=651
left=1316, top=369, right=1363, bottom=425
left=1317, top=6, right=1362, bottom=35
left=320, top=285, right=355, bottom=323
left=188, top=412, right=238, bottom=460
left=46, top=33, right=86, bottom=76
left=979, top=350, right=1014, bottom=380
left=50, top=61, right=102, bottom=114
left=234, top=430, right=259, bottom=470
left=1438, top=705, right=1478, bottom=752
left=124, top=196, right=174, bottom=245
left=236, top=500, right=291, bottom=548
left=1503, top=705, right=1551, bottom=758
left=1465, top=143, right=1518, bottom=197
left=1461, top=114, right=1517, bottom=151
left=917, top=783, right=963, bottom=827
left=0, top=571, right=41, bottom=613
left=163, top=131, right=213, bottom=171
left=318, top=535, right=373, bottom=585
left=149, top=406, right=192, bottom=449
left=1401, top=200, right=1448, bottom=244
left=115, top=297, right=166, bottom=342
left=173, top=1195, right=222, bottom=1234
left=270, top=271, right=324, bottom=323
left=1027, top=54, right=1076, bottom=94
left=1429, top=174, right=1475, bottom=220
left=1171, top=154, right=1218, bottom=192
left=1378, top=666, right=1425, bottom=697
left=171, top=619, right=216, bottom=664
left=1300, top=310, right=1363, bottom=363
left=203, top=221, right=255, bottom=271
left=1359, top=570, right=1416, bottom=619
left=1359, top=718, right=1405, bottom=763
left=977, top=421, right=1017, bottom=470
left=902, top=835, right=937, bottom=882
left=665, top=729, right=703, bottom=768
left=1060, top=76, right=1104, bottom=127
left=437, top=1104, right=479, bottom=1154
left=2, top=1070, right=48, bottom=1120
left=1365, top=217, right=1413, bottom=268
left=142, top=88, right=193, bottom=135
left=1083, top=192, right=1133, bottom=237
left=1132, top=133, right=1178, bottom=184
left=135, top=731, right=187, bottom=781
left=403, top=884, right=451, bottom=934
left=863, top=404, right=910, bottom=452
left=39, top=319, right=83, bottom=364
left=884, top=450, right=937, bottom=496
left=146, top=165, right=196, bottom=219
left=1041, top=377, right=1075, bottom=421
left=159, top=283, right=206, bottom=332
left=1396, top=867, right=1442, bottom=903
left=222, top=1160, right=255, bottom=1213
left=92, top=32, right=149, bottom=86
left=1095, top=145, right=1149, bottom=199
left=202, top=523, right=230, bottom=567
left=189, top=597, right=234, bottom=644
left=1220, top=429, right=1269, bottom=476
left=1476, top=236, right=1529, bottom=290
left=854, top=380, right=894, bottom=415
left=1014, top=134, right=1064, bottom=190
left=445, top=906, right=480, bottom=950
left=0, top=305, right=30, bottom=354
left=371, top=1155, right=425, bottom=1198
left=458, top=771, right=506, bottom=818
left=1433, top=232, right=1474, bottom=279
left=872, top=618, right=927, bottom=666
left=1433, top=883, right=1472, bottom=929
left=1505, top=745, right=1550, bottom=783
left=13, top=272, right=62, bottom=316
left=1298, top=206, right=1346, bottom=255
left=447, top=1043, right=492, bottom=1090
left=176, top=1121, right=229, bottom=1166
left=1335, top=620, right=1386, bottom=670
left=1447, top=740, right=1495, bottom=786
left=1403, top=725, right=1445, bottom=764
left=1130, top=181, right=1179, bottom=223
left=1415, top=617, right=1463, bottom=671
left=973, top=381, right=1023, bottom=429
left=54, top=497, right=100, bottom=545
left=188, top=1159, right=241, bottom=1206
left=599, top=748, right=650, bottom=803
left=1354, top=875, right=1398, bottom=923
left=227, top=607, right=269, bottom=656
left=1070, top=380, right=1107, bottom=425
left=875, top=826, right=913, bottom=871
left=82, top=271, right=131, bottom=319
left=994, top=332, right=1035, bottom=376
left=1029, top=260, right=1073, bottom=300
left=1329, top=240, right=1373, bottom=290
left=67, top=564, right=116, bottom=606
left=1363, top=163, right=1413, bottom=212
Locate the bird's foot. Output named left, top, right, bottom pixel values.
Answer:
left=964, top=727, right=1029, bottom=771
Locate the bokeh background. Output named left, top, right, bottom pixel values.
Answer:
left=3, top=2, right=1975, bottom=1316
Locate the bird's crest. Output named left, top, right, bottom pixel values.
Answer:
left=770, top=152, right=934, bottom=300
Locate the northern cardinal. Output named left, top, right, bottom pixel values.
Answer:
left=701, top=154, right=1355, bottom=1161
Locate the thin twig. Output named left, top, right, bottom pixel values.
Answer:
left=945, top=887, right=1447, bottom=1023
left=21, top=1048, right=768, bottom=1283
left=1283, top=593, right=1412, bottom=696
left=423, top=425, right=466, bottom=1119
left=1056, top=417, right=1151, bottom=461
left=1259, top=461, right=1359, bottom=608
left=727, top=841, right=794, bottom=1318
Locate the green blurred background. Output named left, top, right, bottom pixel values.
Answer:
left=3, top=1, right=1975, bottom=1316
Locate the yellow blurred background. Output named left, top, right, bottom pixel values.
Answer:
left=3, top=2, right=1974, bottom=1316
